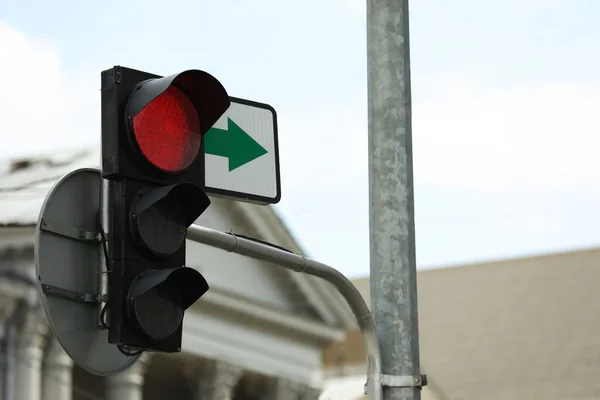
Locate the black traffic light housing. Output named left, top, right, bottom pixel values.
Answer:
left=101, top=66, right=230, bottom=353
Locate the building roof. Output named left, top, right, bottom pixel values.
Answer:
left=0, top=147, right=357, bottom=331
left=325, top=247, right=600, bottom=399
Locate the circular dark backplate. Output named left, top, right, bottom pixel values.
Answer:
left=34, top=168, right=140, bottom=376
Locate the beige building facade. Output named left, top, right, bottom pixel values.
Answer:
left=322, top=247, right=600, bottom=400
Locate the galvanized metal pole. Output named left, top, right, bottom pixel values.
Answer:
left=367, top=0, right=422, bottom=399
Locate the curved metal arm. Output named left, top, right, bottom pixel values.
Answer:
left=186, top=224, right=382, bottom=400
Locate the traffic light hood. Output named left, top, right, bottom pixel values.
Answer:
left=128, top=267, right=209, bottom=311
left=131, top=182, right=210, bottom=228
left=127, top=266, right=209, bottom=341
left=126, top=69, right=231, bottom=136
left=130, top=183, right=211, bottom=257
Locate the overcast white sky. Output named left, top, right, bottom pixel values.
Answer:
left=1, top=0, right=599, bottom=277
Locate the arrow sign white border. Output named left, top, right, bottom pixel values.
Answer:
left=201, top=96, right=281, bottom=205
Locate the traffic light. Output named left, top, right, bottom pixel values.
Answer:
left=100, top=66, right=230, bottom=353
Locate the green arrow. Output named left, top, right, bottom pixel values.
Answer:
left=204, top=118, right=268, bottom=171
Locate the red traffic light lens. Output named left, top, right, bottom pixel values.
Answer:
left=131, top=85, right=201, bottom=173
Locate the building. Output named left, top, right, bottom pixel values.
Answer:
left=322, top=247, right=600, bottom=400
left=0, top=148, right=357, bottom=400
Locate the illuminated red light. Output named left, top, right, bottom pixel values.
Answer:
left=132, top=86, right=201, bottom=173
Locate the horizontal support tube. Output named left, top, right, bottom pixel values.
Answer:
left=186, top=224, right=382, bottom=400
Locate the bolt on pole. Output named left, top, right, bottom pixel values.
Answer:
left=367, top=0, right=423, bottom=399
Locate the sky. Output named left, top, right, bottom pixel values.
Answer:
left=1, top=0, right=599, bottom=278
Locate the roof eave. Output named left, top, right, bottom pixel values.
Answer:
left=0, top=225, right=35, bottom=251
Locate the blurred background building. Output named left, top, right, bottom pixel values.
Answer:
left=321, top=247, right=600, bottom=399
left=0, top=148, right=357, bottom=400
left=2, top=147, right=600, bottom=400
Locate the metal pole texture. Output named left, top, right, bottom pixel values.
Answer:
left=98, top=178, right=113, bottom=327
left=367, top=0, right=422, bottom=399
left=186, top=224, right=383, bottom=400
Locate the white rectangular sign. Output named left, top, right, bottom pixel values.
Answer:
left=202, top=97, right=280, bottom=205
